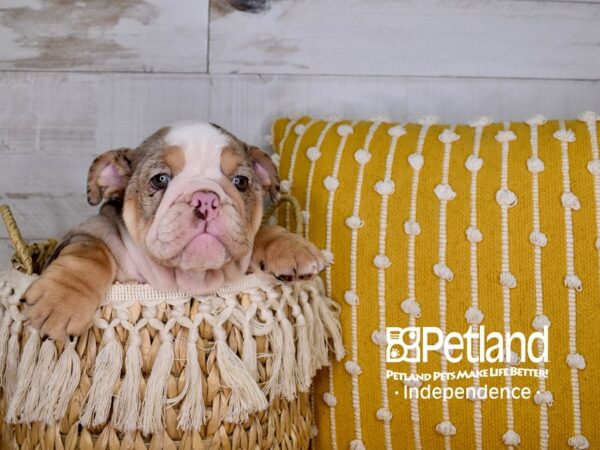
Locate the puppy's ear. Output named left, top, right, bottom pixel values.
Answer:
left=87, top=148, right=135, bottom=206
left=248, top=146, right=280, bottom=203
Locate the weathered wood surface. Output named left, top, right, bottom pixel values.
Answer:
left=210, top=0, right=600, bottom=79
left=0, top=0, right=209, bottom=72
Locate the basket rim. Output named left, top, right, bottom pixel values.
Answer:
left=1, top=268, right=286, bottom=307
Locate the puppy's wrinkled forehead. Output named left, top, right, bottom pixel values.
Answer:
left=162, top=122, right=235, bottom=178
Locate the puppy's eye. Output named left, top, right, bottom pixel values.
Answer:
left=233, top=175, right=250, bottom=192
left=150, top=173, right=171, bottom=190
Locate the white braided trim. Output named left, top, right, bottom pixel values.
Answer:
left=0, top=269, right=344, bottom=433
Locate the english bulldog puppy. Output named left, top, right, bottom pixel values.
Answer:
left=22, top=122, right=326, bottom=340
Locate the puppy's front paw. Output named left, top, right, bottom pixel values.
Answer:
left=252, top=226, right=328, bottom=282
left=23, top=275, right=100, bottom=340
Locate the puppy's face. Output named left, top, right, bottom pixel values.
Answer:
left=87, top=122, right=279, bottom=278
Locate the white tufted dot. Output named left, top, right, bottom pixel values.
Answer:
left=502, top=430, right=521, bottom=446
left=301, top=210, right=309, bottom=224
left=337, top=124, right=353, bottom=136
left=371, top=330, right=387, bottom=346
left=354, top=148, right=371, bottom=164
left=310, top=425, right=318, bottom=438
left=495, top=130, right=517, bottom=143
left=294, top=124, right=306, bottom=135
left=579, top=111, right=599, bottom=122
left=323, top=392, right=337, bottom=407
left=532, top=314, right=551, bottom=331
left=554, top=129, right=576, bottom=143
left=587, top=159, right=600, bottom=176
left=404, top=220, right=421, bottom=236
left=596, top=237, right=600, bottom=250
left=344, top=290, right=359, bottom=306
left=387, top=125, right=406, bottom=137
left=561, top=192, right=581, bottom=210
left=496, top=189, right=518, bottom=208
left=349, top=440, right=366, bottom=450
left=345, top=215, right=364, bottom=230
left=465, top=306, right=484, bottom=324
left=529, top=230, right=548, bottom=248
left=401, top=299, right=421, bottom=317
left=568, top=434, right=590, bottom=449
left=344, top=361, right=362, bottom=376
left=374, top=180, right=395, bottom=196
left=534, top=390, right=554, bottom=406
left=466, top=227, right=483, bottom=243
left=267, top=216, right=278, bottom=226
left=436, top=421, right=457, bottom=436
left=564, top=274, right=583, bottom=291
left=527, top=156, right=545, bottom=173
left=376, top=408, right=392, bottom=423
left=526, top=114, right=547, bottom=126
left=408, top=153, right=424, bottom=170
left=403, top=377, right=422, bottom=388
left=323, top=176, right=339, bottom=192
left=322, top=249, right=334, bottom=264
left=507, top=351, right=521, bottom=366
left=418, top=114, right=439, bottom=126
left=465, top=155, right=483, bottom=172
left=433, top=263, right=454, bottom=281
left=500, top=271, right=517, bottom=288
left=280, top=179, right=290, bottom=193
left=566, top=353, right=586, bottom=370
left=469, top=116, right=493, bottom=128
left=306, top=146, right=321, bottom=161
left=434, top=183, right=456, bottom=201
left=270, top=153, right=281, bottom=168
left=373, top=254, right=391, bottom=269
left=439, top=129, right=460, bottom=143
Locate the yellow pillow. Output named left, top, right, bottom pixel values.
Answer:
left=272, top=114, right=600, bottom=450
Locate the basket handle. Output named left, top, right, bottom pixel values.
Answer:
left=0, top=204, right=34, bottom=274
left=262, top=193, right=303, bottom=235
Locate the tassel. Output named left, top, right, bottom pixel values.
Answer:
left=241, top=323, right=258, bottom=381
left=313, top=286, right=345, bottom=361
left=309, top=295, right=328, bottom=368
left=23, top=338, right=57, bottom=422
left=41, top=337, right=81, bottom=424
left=176, top=327, right=205, bottom=431
left=213, top=326, right=267, bottom=423
left=140, top=330, right=174, bottom=435
left=276, top=309, right=297, bottom=401
left=80, top=326, right=123, bottom=427
left=0, top=314, right=12, bottom=387
left=262, top=313, right=283, bottom=398
left=4, top=321, right=22, bottom=403
left=292, top=304, right=312, bottom=391
left=6, top=329, right=41, bottom=423
left=112, top=331, right=143, bottom=433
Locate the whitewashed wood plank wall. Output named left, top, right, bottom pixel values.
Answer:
left=1, top=0, right=600, bottom=264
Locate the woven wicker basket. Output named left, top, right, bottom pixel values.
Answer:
left=0, top=200, right=344, bottom=449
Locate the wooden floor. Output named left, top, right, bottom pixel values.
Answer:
left=2, top=0, right=600, bottom=264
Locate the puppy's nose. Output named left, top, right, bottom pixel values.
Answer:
left=191, top=190, right=220, bottom=221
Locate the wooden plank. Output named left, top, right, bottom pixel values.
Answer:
left=1, top=71, right=600, bottom=200
left=209, top=0, right=600, bottom=79
left=0, top=0, right=209, bottom=72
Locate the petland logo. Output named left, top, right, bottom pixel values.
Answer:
left=386, top=326, right=548, bottom=364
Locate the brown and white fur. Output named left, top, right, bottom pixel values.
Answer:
left=22, top=122, right=326, bottom=340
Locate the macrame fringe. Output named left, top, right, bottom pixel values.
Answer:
left=6, top=329, right=41, bottom=423
left=175, top=328, right=205, bottom=431
left=112, top=332, right=143, bottom=433
left=22, top=338, right=57, bottom=421
left=0, top=270, right=344, bottom=434
left=214, top=327, right=268, bottom=423
left=80, top=328, right=123, bottom=427
left=40, top=337, right=81, bottom=424
left=140, top=332, right=174, bottom=435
